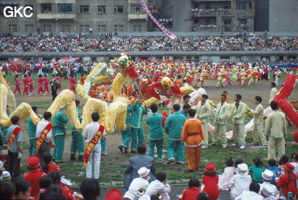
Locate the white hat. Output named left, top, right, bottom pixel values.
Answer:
left=139, top=195, right=151, bottom=200
left=123, top=191, right=135, bottom=200
left=2, top=171, right=11, bottom=181
left=262, top=169, right=274, bottom=181
left=261, top=184, right=275, bottom=197
left=237, top=163, right=248, bottom=173
left=138, top=167, right=150, bottom=178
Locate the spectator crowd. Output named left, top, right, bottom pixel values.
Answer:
left=0, top=34, right=297, bottom=52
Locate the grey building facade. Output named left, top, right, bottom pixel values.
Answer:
left=269, top=0, right=298, bottom=32
left=0, top=0, right=148, bottom=33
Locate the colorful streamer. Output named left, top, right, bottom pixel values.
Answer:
left=139, top=0, right=177, bottom=40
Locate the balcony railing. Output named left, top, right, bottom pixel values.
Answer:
left=191, top=8, right=232, bottom=17
left=192, top=24, right=217, bottom=31
left=37, top=13, right=76, bottom=20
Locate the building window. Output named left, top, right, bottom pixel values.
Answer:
left=43, top=24, right=52, bottom=32
left=98, top=25, right=106, bottom=32
left=130, top=3, right=142, bottom=13
left=25, top=24, right=33, bottom=32
left=80, top=25, right=90, bottom=32
left=98, top=5, right=106, bottom=14
left=114, top=5, right=124, bottom=14
left=223, top=18, right=232, bottom=25
left=80, top=5, right=89, bottom=13
left=239, top=18, right=247, bottom=25
left=41, top=3, right=52, bottom=13
left=114, top=25, right=124, bottom=32
left=57, top=3, right=73, bottom=13
left=133, top=25, right=142, bottom=32
left=8, top=24, right=17, bottom=32
left=62, top=25, right=71, bottom=32
left=236, top=0, right=251, bottom=10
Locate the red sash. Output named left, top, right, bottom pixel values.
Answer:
left=36, top=123, right=53, bottom=153
left=84, top=125, right=105, bottom=167
left=7, top=127, right=21, bottom=149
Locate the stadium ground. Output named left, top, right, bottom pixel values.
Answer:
left=6, top=74, right=297, bottom=198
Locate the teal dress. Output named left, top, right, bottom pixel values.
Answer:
left=70, top=107, right=84, bottom=158
left=53, top=110, right=69, bottom=162
left=249, top=165, right=263, bottom=183
left=147, top=113, right=163, bottom=159
left=130, top=100, right=148, bottom=151
left=165, top=112, right=186, bottom=162
left=27, top=117, right=37, bottom=156
left=120, top=105, right=132, bottom=149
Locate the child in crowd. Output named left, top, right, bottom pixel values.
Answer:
left=219, top=158, right=235, bottom=190
left=202, top=163, right=220, bottom=200
left=181, top=178, right=201, bottom=200
left=249, top=158, right=263, bottom=183
left=42, top=152, right=60, bottom=174
left=145, top=172, right=171, bottom=200
left=234, top=158, right=244, bottom=174
left=276, top=163, right=297, bottom=198
left=197, top=192, right=210, bottom=200
left=230, top=163, right=252, bottom=200
left=13, top=179, right=31, bottom=200
left=39, top=176, right=53, bottom=200
left=266, top=159, right=279, bottom=184
left=278, top=155, right=289, bottom=175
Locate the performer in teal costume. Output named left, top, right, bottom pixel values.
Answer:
left=70, top=100, right=84, bottom=161
left=53, top=108, right=69, bottom=162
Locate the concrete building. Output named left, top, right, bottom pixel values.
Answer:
left=269, top=0, right=298, bottom=32
left=254, top=0, right=269, bottom=31
left=190, top=0, right=256, bottom=32
left=0, top=0, right=148, bottom=33
left=152, top=0, right=256, bottom=32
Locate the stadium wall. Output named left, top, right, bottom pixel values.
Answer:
left=0, top=51, right=297, bottom=63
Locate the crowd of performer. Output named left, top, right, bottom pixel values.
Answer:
left=0, top=57, right=297, bottom=200
left=0, top=34, right=297, bottom=52
left=0, top=78, right=296, bottom=200
left=3, top=59, right=296, bottom=100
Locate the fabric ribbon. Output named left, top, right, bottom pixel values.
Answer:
left=139, top=0, right=177, bottom=40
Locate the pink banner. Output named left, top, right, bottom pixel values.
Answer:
left=139, top=0, right=177, bottom=40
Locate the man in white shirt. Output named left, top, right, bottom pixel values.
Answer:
left=250, top=96, right=266, bottom=146
left=35, top=112, right=53, bottom=160
left=268, top=82, right=277, bottom=104
left=235, top=182, right=264, bottom=200
left=145, top=172, right=171, bottom=200
left=231, top=94, right=247, bottom=149
left=82, top=112, right=106, bottom=180
left=197, top=94, right=212, bottom=148
left=213, top=94, right=230, bottom=148
left=125, top=167, right=150, bottom=199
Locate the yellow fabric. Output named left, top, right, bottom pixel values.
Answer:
left=47, top=89, right=76, bottom=117
left=143, top=97, right=160, bottom=108
left=180, top=86, right=195, bottom=95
